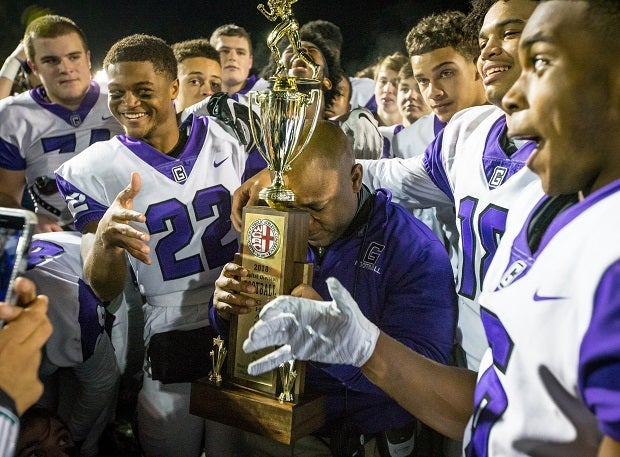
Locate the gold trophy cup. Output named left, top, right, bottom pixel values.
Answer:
left=190, top=0, right=326, bottom=445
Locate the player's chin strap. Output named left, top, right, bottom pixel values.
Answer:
left=206, top=92, right=259, bottom=151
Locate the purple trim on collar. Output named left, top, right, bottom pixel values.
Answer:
left=537, top=179, right=620, bottom=254
left=433, top=116, right=447, bottom=136
left=508, top=178, right=620, bottom=266
left=482, top=116, right=536, bottom=189
left=30, top=81, right=100, bottom=127
left=117, top=114, right=209, bottom=183
left=238, top=74, right=261, bottom=95
left=505, top=196, right=546, bottom=272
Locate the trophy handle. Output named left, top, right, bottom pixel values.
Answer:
left=286, top=88, right=323, bottom=169
left=247, top=91, right=271, bottom=165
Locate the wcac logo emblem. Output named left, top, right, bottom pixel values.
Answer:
left=247, top=219, right=280, bottom=258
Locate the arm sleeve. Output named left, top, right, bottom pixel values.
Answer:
left=0, top=138, right=25, bottom=170
left=0, top=388, right=19, bottom=457
left=579, top=259, right=620, bottom=441
left=359, top=134, right=454, bottom=211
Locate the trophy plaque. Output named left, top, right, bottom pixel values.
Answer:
left=190, top=0, right=326, bottom=445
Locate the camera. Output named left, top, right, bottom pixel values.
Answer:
left=0, top=207, right=37, bottom=305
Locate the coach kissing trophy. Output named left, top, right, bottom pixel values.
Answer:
left=190, top=0, right=325, bottom=445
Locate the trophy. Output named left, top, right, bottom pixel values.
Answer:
left=208, top=335, right=227, bottom=387
left=190, top=0, right=326, bottom=445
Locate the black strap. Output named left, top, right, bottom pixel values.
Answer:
left=527, top=193, right=579, bottom=252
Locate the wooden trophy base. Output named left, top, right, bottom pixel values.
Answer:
left=190, top=379, right=326, bottom=445
left=190, top=205, right=326, bottom=445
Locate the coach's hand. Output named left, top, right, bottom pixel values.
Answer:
left=243, top=277, right=380, bottom=375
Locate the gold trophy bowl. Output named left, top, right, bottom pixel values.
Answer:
left=248, top=77, right=322, bottom=207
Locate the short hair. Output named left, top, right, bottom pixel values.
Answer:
left=103, top=34, right=177, bottom=82
left=300, top=20, right=343, bottom=54
left=374, top=52, right=409, bottom=79
left=355, top=63, right=377, bottom=79
left=298, top=30, right=344, bottom=109
left=398, top=61, right=414, bottom=80
left=406, top=10, right=479, bottom=62
left=24, top=15, right=89, bottom=61
left=172, top=38, right=220, bottom=64
left=209, top=24, right=253, bottom=53
left=465, top=0, right=540, bottom=42
left=580, top=0, right=620, bottom=55
left=297, top=30, right=341, bottom=80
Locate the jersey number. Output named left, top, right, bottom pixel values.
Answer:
left=41, top=130, right=111, bottom=154
left=465, top=308, right=513, bottom=457
left=145, top=185, right=237, bottom=281
left=457, top=197, right=508, bottom=299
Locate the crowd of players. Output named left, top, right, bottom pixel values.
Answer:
left=0, top=0, right=619, bottom=456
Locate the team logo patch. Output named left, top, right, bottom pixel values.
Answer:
left=498, top=259, right=527, bottom=289
left=247, top=219, right=280, bottom=258
left=489, top=166, right=508, bottom=187
left=171, top=165, right=188, bottom=182
left=70, top=114, right=82, bottom=127
left=354, top=241, right=385, bottom=274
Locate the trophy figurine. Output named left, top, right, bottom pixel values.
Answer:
left=278, top=360, right=298, bottom=403
left=208, top=335, right=227, bottom=387
left=249, top=0, right=322, bottom=206
left=190, top=0, right=326, bottom=445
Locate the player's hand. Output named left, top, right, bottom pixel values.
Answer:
left=9, top=42, right=26, bottom=62
left=97, top=172, right=150, bottom=264
left=35, top=213, right=64, bottom=233
left=213, top=262, right=258, bottom=318
left=339, top=108, right=382, bottom=160
left=231, top=168, right=272, bottom=232
left=0, top=278, right=52, bottom=416
left=243, top=277, right=380, bottom=375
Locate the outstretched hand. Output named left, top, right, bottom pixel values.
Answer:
left=243, top=277, right=380, bottom=375
left=97, top=172, right=150, bottom=264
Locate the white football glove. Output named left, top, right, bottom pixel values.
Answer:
left=339, top=107, right=382, bottom=160
left=243, top=277, right=380, bottom=376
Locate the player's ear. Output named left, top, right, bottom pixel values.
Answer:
left=351, top=163, right=363, bottom=193
left=170, top=78, right=179, bottom=100
left=322, top=76, right=332, bottom=91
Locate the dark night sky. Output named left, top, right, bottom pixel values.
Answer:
left=0, top=0, right=470, bottom=75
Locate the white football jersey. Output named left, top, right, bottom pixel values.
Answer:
left=378, top=124, right=404, bottom=159
left=56, top=115, right=247, bottom=338
left=231, top=75, right=271, bottom=107
left=0, top=82, right=123, bottom=225
left=361, top=105, right=539, bottom=369
left=349, top=76, right=376, bottom=110
left=23, top=231, right=105, bottom=367
left=391, top=113, right=445, bottom=160
left=465, top=178, right=620, bottom=456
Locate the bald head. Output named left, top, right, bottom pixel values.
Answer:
left=291, top=121, right=354, bottom=176
left=285, top=121, right=363, bottom=247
